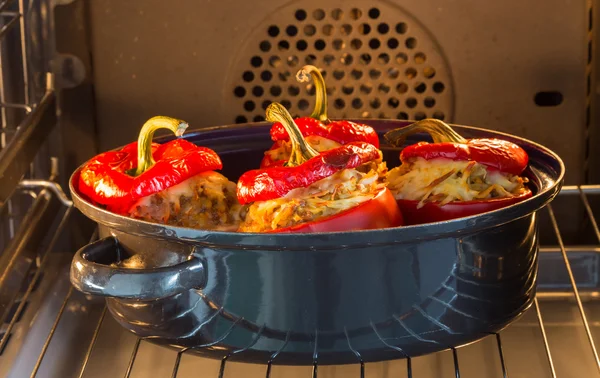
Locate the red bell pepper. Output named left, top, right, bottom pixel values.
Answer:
left=383, top=118, right=532, bottom=224
left=260, top=65, right=379, bottom=168
left=238, top=102, right=403, bottom=233
left=396, top=191, right=533, bottom=225
left=78, top=116, right=222, bottom=214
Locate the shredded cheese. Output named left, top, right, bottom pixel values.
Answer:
left=386, top=157, right=528, bottom=208
left=239, top=162, right=388, bottom=232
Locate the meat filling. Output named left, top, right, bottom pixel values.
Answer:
left=239, top=161, right=387, bottom=232
left=386, top=157, right=528, bottom=208
left=129, top=171, right=243, bottom=231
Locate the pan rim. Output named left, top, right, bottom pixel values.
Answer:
left=69, top=119, right=565, bottom=249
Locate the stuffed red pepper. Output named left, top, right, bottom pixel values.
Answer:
left=383, top=119, right=532, bottom=225
left=78, top=116, right=242, bottom=230
left=238, top=102, right=403, bottom=233
left=261, top=65, right=380, bottom=168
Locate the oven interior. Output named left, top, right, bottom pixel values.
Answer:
left=1, top=0, right=600, bottom=377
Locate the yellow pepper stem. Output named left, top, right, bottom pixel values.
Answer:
left=296, top=65, right=329, bottom=123
left=383, top=119, right=467, bottom=147
left=265, top=102, right=319, bottom=167
left=135, top=116, right=189, bottom=176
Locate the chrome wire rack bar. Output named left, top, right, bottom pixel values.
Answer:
left=533, top=297, right=557, bottom=378
left=0, top=179, right=73, bottom=351
left=77, top=330, right=471, bottom=378
left=0, top=11, right=19, bottom=40
left=0, top=0, right=35, bottom=155
left=547, top=204, right=600, bottom=373
left=19, top=184, right=594, bottom=378
left=0, top=5, right=26, bottom=116
left=495, top=333, right=508, bottom=378
left=0, top=204, right=73, bottom=354
left=0, top=103, right=31, bottom=112
left=0, top=0, right=16, bottom=13
left=29, top=286, right=74, bottom=378
left=0, top=0, right=40, bottom=251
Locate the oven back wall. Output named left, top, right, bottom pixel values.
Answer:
left=82, top=0, right=587, bottom=184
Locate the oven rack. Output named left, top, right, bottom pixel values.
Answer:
left=0, top=0, right=56, bottom=236
left=0, top=182, right=597, bottom=378
left=0, top=0, right=28, bottom=118
left=0, top=0, right=29, bottom=148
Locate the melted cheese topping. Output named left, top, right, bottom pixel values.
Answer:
left=129, top=171, right=243, bottom=231
left=239, top=162, right=387, bottom=232
left=386, top=157, right=528, bottom=208
left=264, top=135, right=342, bottom=163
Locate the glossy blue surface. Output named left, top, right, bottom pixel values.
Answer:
left=70, top=120, right=563, bottom=364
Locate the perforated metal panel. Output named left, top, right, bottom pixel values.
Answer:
left=225, top=3, right=454, bottom=124
left=78, top=0, right=589, bottom=185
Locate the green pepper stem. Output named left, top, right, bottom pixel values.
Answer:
left=296, top=65, right=329, bottom=123
left=266, top=102, right=319, bottom=166
left=135, top=116, right=189, bottom=176
left=383, top=118, right=467, bottom=147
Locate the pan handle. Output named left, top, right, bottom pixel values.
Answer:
left=70, top=236, right=206, bottom=300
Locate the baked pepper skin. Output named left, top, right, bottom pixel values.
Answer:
left=396, top=191, right=533, bottom=225
left=400, top=140, right=528, bottom=176
left=384, top=119, right=531, bottom=224
left=269, top=119, right=380, bottom=148
left=78, top=116, right=222, bottom=214
left=238, top=102, right=403, bottom=233
left=260, top=65, right=379, bottom=168
left=238, top=142, right=381, bottom=204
